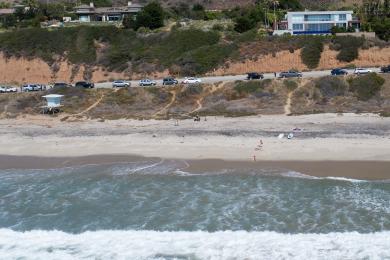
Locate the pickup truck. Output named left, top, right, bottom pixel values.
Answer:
left=381, top=65, right=390, bottom=73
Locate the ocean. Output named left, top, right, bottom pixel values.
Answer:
left=0, top=159, right=389, bottom=259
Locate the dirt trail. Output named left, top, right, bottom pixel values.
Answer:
left=284, top=92, right=293, bottom=115
left=61, top=92, right=105, bottom=121
left=191, top=82, right=226, bottom=114
left=153, top=90, right=177, bottom=117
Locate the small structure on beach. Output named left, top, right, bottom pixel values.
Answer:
left=42, top=94, right=64, bottom=114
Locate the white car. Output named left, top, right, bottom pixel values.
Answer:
left=139, top=79, right=157, bottom=86
left=112, top=80, right=130, bottom=88
left=182, top=77, right=202, bottom=84
left=354, top=68, right=372, bottom=75
left=0, top=86, right=17, bottom=93
left=5, top=87, right=17, bottom=93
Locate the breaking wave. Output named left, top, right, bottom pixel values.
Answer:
left=0, top=229, right=389, bottom=259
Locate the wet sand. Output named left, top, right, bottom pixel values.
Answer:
left=0, top=154, right=389, bottom=180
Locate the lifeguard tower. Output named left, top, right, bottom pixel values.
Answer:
left=42, top=94, right=64, bottom=114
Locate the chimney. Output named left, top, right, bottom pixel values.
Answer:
left=127, top=1, right=132, bottom=7
left=90, top=2, right=94, bottom=8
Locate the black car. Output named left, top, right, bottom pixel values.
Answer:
left=246, top=72, right=264, bottom=80
left=331, top=68, right=348, bottom=75
left=75, top=81, right=94, bottom=88
left=381, top=65, right=390, bottom=73
left=163, top=77, right=178, bottom=85
left=53, top=82, right=70, bottom=88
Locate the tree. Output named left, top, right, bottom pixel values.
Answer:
left=191, top=3, right=206, bottom=20
left=234, top=16, right=255, bottom=33
left=122, top=14, right=136, bottom=29
left=135, top=2, right=164, bottom=30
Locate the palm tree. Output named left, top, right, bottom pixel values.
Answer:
left=272, top=0, right=279, bottom=30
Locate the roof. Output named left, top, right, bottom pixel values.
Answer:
left=43, top=94, right=64, bottom=98
left=0, top=8, right=15, bottom=15
left=74, top=3, right=143, bottom=14
left=74, top=4, right=93, bottom=9
left=287, top=10, right=353, bottom=15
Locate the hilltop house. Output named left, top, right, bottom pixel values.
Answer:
left=274, top=10, right=360, bottom=35
left=74, top=1, right=143, bottom=22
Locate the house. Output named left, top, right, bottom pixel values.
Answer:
left=74, top=1, right=143, bottom=22
left=274, top=11, right=360, bottom=35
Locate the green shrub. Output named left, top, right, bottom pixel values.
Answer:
left=301, top=37, right=324, bottom=69
left=333, top=36, right=364, bottom=62
left=178, top=84, right=203, bottom=98
left=177, top=44, right=237, bottom=75
left=234, top=80, right=270, bottom=94
left=348, top=73, right=385, bottom=101
left=314, top=76, right=347, bottom=97
left=283, top=80, right=298, bottom=92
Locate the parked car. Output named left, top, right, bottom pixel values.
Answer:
left=0, top=86, right=6, bottom=93
left=246, top=72, right=264, bottom=80
left=22, top=84, right=41, bottom=92
left=354, top=68, right=372, bottom=75
left=53, top=82, right=70, bottom=88
left=331, top=68, right=348, bottom=76
left=163, top=77, right=178, bottom=85
left=139, top=79, right=157, bottom=86
left=5, top=86, right=17, bottom=93
left=112, top=80, right=130, bottom=88
left=75, top=81, right=94, bottom=88
left=279, top=70, right=303, bottom=78
left=182, top=77, right=202, bottom=84
left=380, top=65, right=390, bottom=73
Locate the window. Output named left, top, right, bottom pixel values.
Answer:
left=293, top=23, right=303, bottom=30
left=339, top=14, right=346, bottom=21
left=336, top=23, right=346, bottom=28
left=307, top=23, right=333, bottom=32
left=305, top=14, right=331, bottom=22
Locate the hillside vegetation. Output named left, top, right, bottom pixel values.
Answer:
left=0, top=26, right=387, bottom=79
left=1, top=74, right=389, bottom=119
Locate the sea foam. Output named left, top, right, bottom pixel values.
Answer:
left=0, top=229, right=389, bottom=259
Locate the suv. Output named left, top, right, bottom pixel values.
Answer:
left=163, top=77, right=178, bottom=85
left=246, top=72, right=264, bottom=80
left=53, top=82, right=70, bottom=88
left=22, top=84, right=41, bottom=92
left=112, top=80, right=130, bottom=88
left=139, top=79, right=157, bottom=86
left=279, top=70, right=303, bottom=78
left=380, top=65, right=390, bottom=73
left=331, top=68, right=348, bottom=75
left=75, top=81, right=94, bottom=88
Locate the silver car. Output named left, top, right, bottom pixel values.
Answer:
left=139, top=79, right=157, bottom=86
left=112, top=80, right=130, bottom=88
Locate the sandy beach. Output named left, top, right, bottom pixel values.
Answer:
left=0, top=113, right=389, bottom=179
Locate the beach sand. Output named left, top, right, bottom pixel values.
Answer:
left=0, top=113, right=389, bottom=179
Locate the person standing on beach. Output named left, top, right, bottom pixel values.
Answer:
left=274, top=72, right=277, bottom=78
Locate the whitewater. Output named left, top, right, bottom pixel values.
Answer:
left=0, top=161, right=389, bottom=259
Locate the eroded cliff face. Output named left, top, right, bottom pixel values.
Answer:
left=0, top=53, right=127, bottom=84
left=0, top=45, right=389, bottom=84
left=211, top=46, right=390, bottom=75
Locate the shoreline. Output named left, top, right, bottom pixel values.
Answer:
left=1, top=154, right=389, bottom=180
left=0, top=113, right=389, bottom=180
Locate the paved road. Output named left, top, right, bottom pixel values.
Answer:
left=95, top=67, right=382, bottom=88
